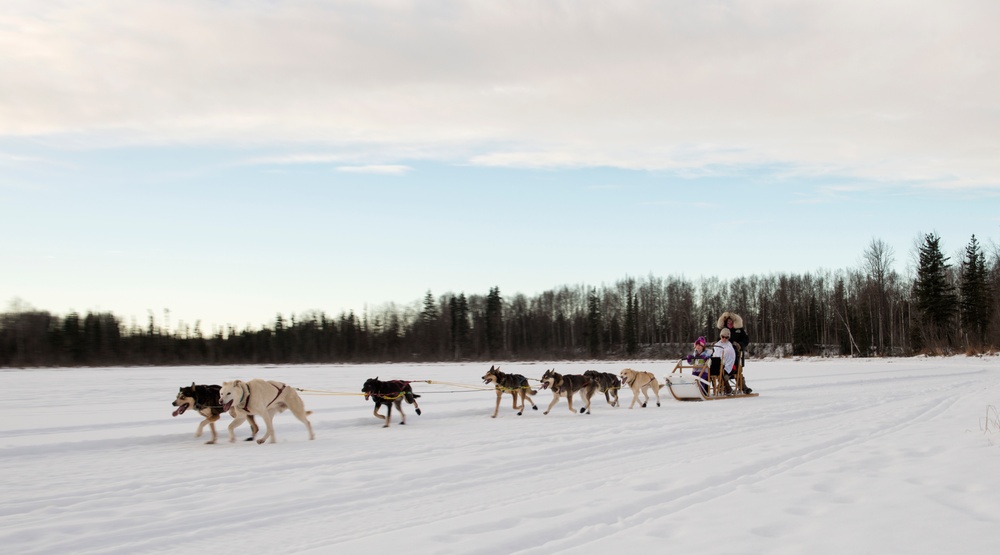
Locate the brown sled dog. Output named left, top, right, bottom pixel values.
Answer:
left=619, top=368, right=662, bottom=408
left=583, top=370, right=620, bottom=408
left=172, top=382, right=258, bottom=444
left=362, top=377, right=423, bottom=428
left=539, top=369, right=593, bottom=415
left=482, top=365, right=538, bottom=418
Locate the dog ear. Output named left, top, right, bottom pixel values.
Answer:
left=233, top=379, right=242, bottom=386
left=191, top=382, right=196, bottom=387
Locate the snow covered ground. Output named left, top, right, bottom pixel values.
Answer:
left=1, top=356, right=999, bottom=554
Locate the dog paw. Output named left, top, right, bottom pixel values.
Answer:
left=256, top=439, right=265, bottom=444
left=205, top=440, right=216, bottom=445
left=415, top=409, right=422, bottom=415
left=532, top=405, right=538, bottom=410
left=641, top=403, right=647, bottom=408
left=656, top=402, right=661, bottom=407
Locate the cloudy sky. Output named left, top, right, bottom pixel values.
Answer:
left=2, top=0, right=999, bottom=332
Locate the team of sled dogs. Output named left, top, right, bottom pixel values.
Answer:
left=172, top=366, right=664, bottom=443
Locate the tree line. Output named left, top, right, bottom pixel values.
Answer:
left=2, top=234, right=998, bottom=367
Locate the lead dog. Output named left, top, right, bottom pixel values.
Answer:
left=172, top=382, right=258, bottom=444
left=219, top=379, right=315, bottom=444
left=583, top=370, right=620, bottom=408
left=482, top=365, right=538, bottom=418
left=619, top=368, right=661, bottom=408
left=362, top=377, right=422, bottom=428
left=539, top=369, right=593, bottom=415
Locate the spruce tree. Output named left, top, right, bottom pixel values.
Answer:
left=587, top=289, right=602, bottom=358
left=449, top=293, right=471, bottom=359
left=912, top=233, right=958, bottom=348
left=485, top=287, right=503, bottom=358
left=420, top=290, right=440, bottom=359
left=624, top=281, right=638, bottom=356
left=959, top=235, right=992, bottom=347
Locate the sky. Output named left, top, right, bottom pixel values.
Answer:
left=2, top=0, right=1000, bottom=332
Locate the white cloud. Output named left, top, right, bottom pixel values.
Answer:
left=336, top=164, right=411, bottom=175
left=244, top=153, right=349, bottom=166
left=1, top=0, right=999, bottom=188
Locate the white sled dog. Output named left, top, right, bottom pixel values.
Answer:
left=619, top=368, right=662, bottom=409
left=219, top=379, right=315, bottom=444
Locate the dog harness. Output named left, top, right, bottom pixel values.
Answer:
left=239, top=382, right=286, bottom=413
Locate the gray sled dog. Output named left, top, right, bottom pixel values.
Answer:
left=482, top=365, right=538, bottom=417
left=219, top=379, right=315, bottom=444
left=619, top=368, right=661, bottom=409
left=539, top=369, right=593, bottom=415
left=172, top=382, right=258, bottom=444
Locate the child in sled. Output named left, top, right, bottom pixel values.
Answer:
left=685, top=336, right=712, bottom=394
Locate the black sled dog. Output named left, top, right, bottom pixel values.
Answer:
left=362, top=377, right=422, bottom=428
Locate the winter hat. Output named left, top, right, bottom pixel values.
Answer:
left=720, top=328, right=731, bottom=338
left=695, top=336, right=706, bottom=347
left=717, top=311, right=744, bottom=329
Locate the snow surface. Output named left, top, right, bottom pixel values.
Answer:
left=2, top=357, right=999, bottom=554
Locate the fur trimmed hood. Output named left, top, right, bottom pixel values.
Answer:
left=717, top=312, right=744, bottom=329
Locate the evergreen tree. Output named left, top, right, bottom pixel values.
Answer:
left=912, top=233, right=958, bottom=348
left=449, top=293, right=471, bottom=359
left=624, top=281, right=638, bottom=356
left=587, top=289, right=602, bottom=358
left=485, top=287, right=503, bottom=358
left=419, top=290, right=441, bottom=359
left=959, top=235, right=992, bottom=347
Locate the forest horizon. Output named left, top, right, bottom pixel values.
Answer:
left=3, top=234, right=998, bottom=367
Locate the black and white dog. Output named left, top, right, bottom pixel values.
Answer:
left=362, top=377, right=422, bottom=428
left=172, top=382, right=257, bottom=444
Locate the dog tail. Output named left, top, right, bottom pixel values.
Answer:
left=405, top=393, right=421, bottom=403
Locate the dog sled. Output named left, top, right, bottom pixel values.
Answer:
left=665, top=358, right=758, bottom=402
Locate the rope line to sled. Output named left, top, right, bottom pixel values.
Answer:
left=295, top=388, right=366, bottom=397
left=411, top=380, right=495, bottom=391
left=295, top=380, right=495, bottom=398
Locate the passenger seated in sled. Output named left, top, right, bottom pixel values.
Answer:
left=684, top=336, right=712, bottom=394
left=710, top=327, right=737, bottom=395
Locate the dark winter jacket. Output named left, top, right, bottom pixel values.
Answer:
left=717, top=311, right=750, bottom=352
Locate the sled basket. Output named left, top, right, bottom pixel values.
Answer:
left=666, top=360, right=759, bottom=401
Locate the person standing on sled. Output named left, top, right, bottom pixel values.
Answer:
left=685, top=336, right=712, bottom=394
left=718, top=311, right=752, bottom=394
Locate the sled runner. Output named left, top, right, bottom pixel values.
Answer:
left=665, top=358, right=758, bottom=401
